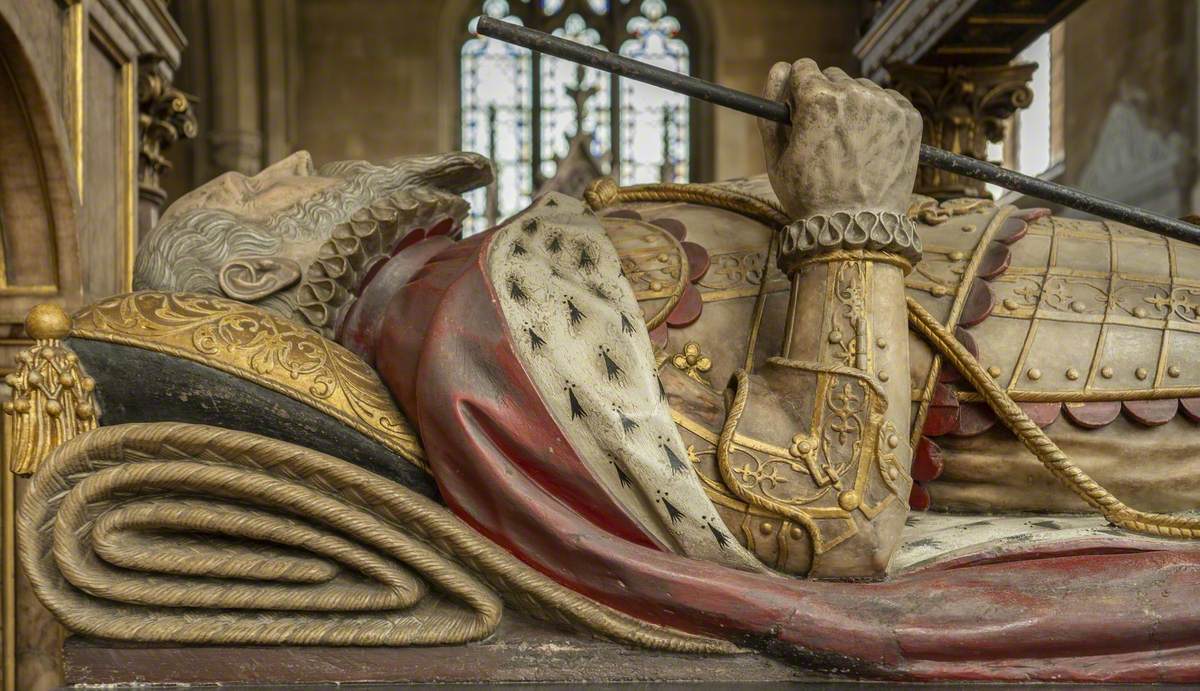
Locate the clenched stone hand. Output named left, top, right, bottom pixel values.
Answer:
left=759, top=59, right=923, bottom=220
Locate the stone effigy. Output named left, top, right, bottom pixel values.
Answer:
left=9, top=60, right=1200, bottom=683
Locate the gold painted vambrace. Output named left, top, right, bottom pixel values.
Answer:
left=711, top=215, right=919, bottom=579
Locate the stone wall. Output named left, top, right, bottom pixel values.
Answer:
left=295, top=0, right=449, bottom=165
left=164, top=0, right=1200, bottom=216
left=1061, top=0, right=1197, bottom=216
left=163, top=0, right=864, bottom=202
left=710, top=0, right=861, bottom=180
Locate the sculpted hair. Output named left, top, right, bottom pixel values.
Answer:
left=134, top=153, right=488, bottom=327
left=134, top=162, right=407, bottom=313
left=133, top=208, right=298, bottom=319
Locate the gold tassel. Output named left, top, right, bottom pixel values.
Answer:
left=4, top=304, right=96, bottom=476
left=583, top=176, right=619, bottom=211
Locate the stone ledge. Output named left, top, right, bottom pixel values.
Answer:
left=64, top=613, right=815, bottom=687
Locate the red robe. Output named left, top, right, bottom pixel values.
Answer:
left=338, top=198, right=1200, bottom=683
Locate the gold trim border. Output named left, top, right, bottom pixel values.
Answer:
left=908, top=204, right=1011, bottom=448
left=123, top=59, right=137, bottom=293
left=2, top=414, right=14, bottom=691
left=67, top=1, right=85, bottom=199
left=122, top=60, right=136, bottom=292
left=955, top=387, right=1200, bottom=403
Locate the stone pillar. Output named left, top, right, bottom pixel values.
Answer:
left=137, top=56, right=198, bottom=234
left=206, top=0, right=264, bottom=175
left=162, top=0, right=299, bottom=203
left=888, top=62, right=1036, bottom=199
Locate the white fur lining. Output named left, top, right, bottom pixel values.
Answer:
left=486, top=193, right=762, bottom=572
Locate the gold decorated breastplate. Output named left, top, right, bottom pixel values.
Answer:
left=596, top=176, right=1200, bottom=572
left=962, top=215, right=1200, bottom=402
left=596, top=179, right=1006, bottom=573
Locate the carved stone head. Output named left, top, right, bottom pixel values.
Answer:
left=134, top=150, right=493, bottom=335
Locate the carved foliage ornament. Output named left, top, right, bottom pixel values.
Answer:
left=137, top=56, right=199, bottom=196
left=70, top=292, right=426, bottom=468
left=887, top=62, right=1036, bottom=199
left=906, top=194, right=996, bottom=226
left=670, top=342, right=712, bottom=385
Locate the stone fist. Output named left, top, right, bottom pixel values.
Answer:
left=759, top=59, right=923, bottom=220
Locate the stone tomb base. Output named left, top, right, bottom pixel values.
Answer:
left=63, top=614, right=811, bottom=687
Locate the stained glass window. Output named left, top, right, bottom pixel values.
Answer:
left=620, top=0, right=688, bottom=185
left=460, top=0, right=698, bottom=234
left=461, top=0, right=532, bottom=234
left=540, top=14, right=611, bottom=182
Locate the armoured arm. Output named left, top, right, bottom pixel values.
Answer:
left=741, top=60, right=923, bottom=577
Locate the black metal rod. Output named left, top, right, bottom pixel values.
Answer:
left=476, top=15, right=1200, bottom=246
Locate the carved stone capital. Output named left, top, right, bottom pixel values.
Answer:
left=137, top=55, right=198, bottom=199
left=888, top=62, right=1036, bottom=200
left=778, top=210, right=922, bottom=274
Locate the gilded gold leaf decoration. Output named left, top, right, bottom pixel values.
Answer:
left=71, top=292, right=425, bottom=469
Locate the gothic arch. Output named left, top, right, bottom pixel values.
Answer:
left=0, top=4, right=83, bottom=327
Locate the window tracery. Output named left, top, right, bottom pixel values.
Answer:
left=461, top=0, right=698, bottom=234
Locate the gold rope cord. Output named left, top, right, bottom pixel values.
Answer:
left=18, top=422, right=734, bottom=650
left=907, top=205, right=1010, bottom=451
left=584, top=178, right=791, bottom=229
left=907, top=297, right=1200, bottom=540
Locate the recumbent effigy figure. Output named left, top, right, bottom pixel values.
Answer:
left=11, top=59, right=1200, bottom=681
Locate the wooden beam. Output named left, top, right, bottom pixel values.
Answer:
left=967, top=15, right=1047, bottom=26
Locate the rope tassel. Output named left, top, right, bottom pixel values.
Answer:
left=4, top=304, right=97, bottom=476
left=907, top=296, right=1200, bottom=540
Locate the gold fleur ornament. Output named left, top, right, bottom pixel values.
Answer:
left=670, top=341, right=713, bottom=384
